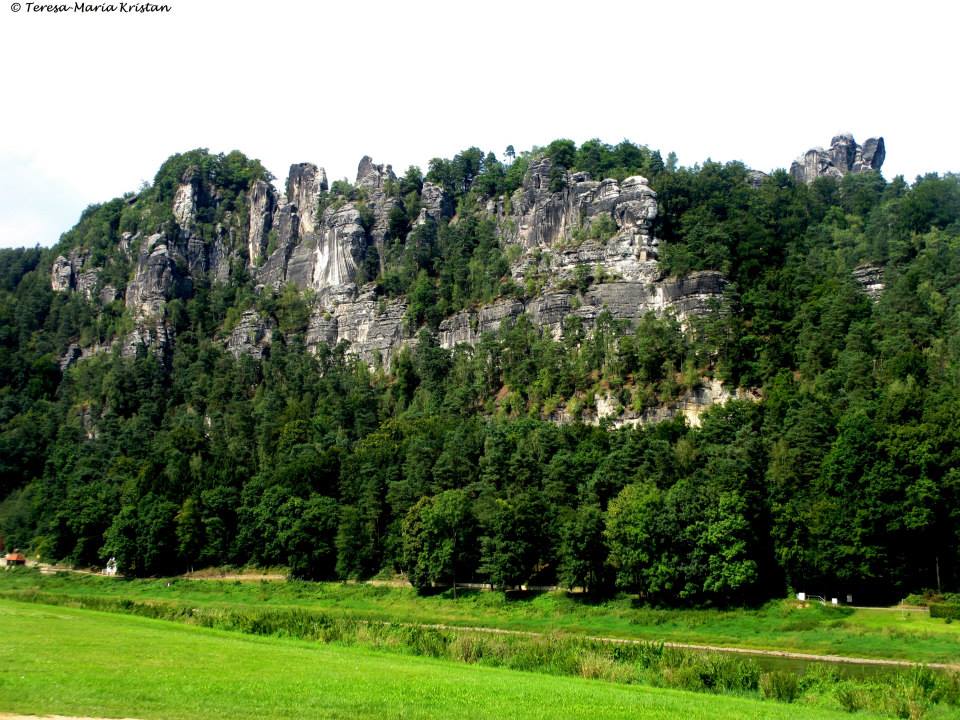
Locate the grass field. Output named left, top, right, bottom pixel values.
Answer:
left=0, top=599, right=892, bottom=720
left=3, top=570, right=958, bottom=665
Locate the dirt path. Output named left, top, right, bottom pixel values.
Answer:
left=181, top=571, right=287, bottom=582
left=394, top=621, right=960, bottom=671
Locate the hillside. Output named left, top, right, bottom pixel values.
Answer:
left=1, top=134, right=958, bottom=604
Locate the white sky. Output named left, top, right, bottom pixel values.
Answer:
left=0, top=0, right=957, bottom=249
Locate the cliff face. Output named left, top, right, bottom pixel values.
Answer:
left=50, top=152, right=729, bottom=366
left=69, top=133, right=918, bottom=372
left=789, top=134, right=885, bottom=184
left=117, top=151, right=718, bottom=365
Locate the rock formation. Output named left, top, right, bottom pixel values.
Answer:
left=247, top=179, right=275, bottom=267
left=125, top=233, right=178, bottom=321
left=852, top=263, right=885, bottom=301
left=415, top=181, right=451, bottom=226
left=51, top=150, right=734, bottom=367
left=355, top=156, right=400, bottom=277
left=226, top=310, right=275, bottom=359
left=305, top=289, right=409, bottom=366
left=285, top=162, right=328, bottom=235
left=790, top=134, right=885, bottom=184
left=51, top=250, right=99, bottom=300
left=498, top=159, right=661, bottom=289
left=252, top=161, right=370, bottom=305
left=584, top=380, right=760, bottom=429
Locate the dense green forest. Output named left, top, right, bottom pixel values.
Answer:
left=1, top=139, right=959, bottom=605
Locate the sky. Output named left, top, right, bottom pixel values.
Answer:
left=0, top=0, right=957, bottom=249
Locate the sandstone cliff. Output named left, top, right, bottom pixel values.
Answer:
left=52, top=136, right=880, bottom=372
left=789, top=134, right=885, bottom=184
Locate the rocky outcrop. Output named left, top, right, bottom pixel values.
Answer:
left=356, top=156, right=400, bottom=276
left=748, top=170, right=768, bottom=188
left=122, top=318, right=173, bottom=360
left=852, top=263, right=884, bottom=301
left=790, top=134, right=885, bottom=184
left=51, top=250, right=103, bottom=301
left=172, top=173, right=198, bottom=228
left=305, top=288, right=409, bottom=365
left=255, top=162, right=369, bottom=302
left=356, top=156, right=391, bottom=190
left=125, top=233, right=179, bottom=320
left=415, top=181, right=451, bottom=225
left=247, top=179, right=275, bottom=267
left=226, top=310, right=275, bottom=359
left=242, top=154, right=726, bottom=361
left=438, top=271, right=725, bottom=349
left=51, top=254, right=75, bottom=292
left=53, top=149, right=731, bottom=381
left=257, top=203, right=300, bottom=288
left=498, top=160, right=661, bottom=292
left=505, top=160, right=656, bottom=250
left=59, top=339, right=117, bottom=371
left=98, top=285, right=119, bottom=304
left=286, top=163, right=328, bottom=234
left=579, top=380, right=759, bottom=429
left=285, top=202, right=367, bottom=304
left=60, top=343, right=83, bottom=371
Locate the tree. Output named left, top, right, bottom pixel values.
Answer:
left=605, top=482, right=675, bottom=599
left=401, top=490, right=476, bottom=593
left=279, top=494, right=339, bottom=580
left=557, top=504, right=609, bottom=593
left=479, top=492, right=549, bottom=589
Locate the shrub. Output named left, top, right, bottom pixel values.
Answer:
left=760, top=671, right=801, bottom=703
left=836, top=683, right=867, bottom=713
left=929, top=604, right=960, bottom=620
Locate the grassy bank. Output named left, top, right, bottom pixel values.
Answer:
left=3, top=588, right=959, bottom=718
left=0, top=599, right=903, bottom=720
left=3, top=569, right=958, bottom=664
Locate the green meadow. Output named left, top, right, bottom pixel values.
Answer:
left=0, top=599, right=895, bottom=720
left=3, top=570, right=958, bottom=664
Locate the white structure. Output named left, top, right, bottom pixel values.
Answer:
left=104, top=557, right=118, bottom=576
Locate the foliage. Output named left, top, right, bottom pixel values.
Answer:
left=930, top=604, right=960, bottom=620
left=1, top=142, right=960, bottom=610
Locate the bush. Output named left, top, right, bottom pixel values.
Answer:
left=929, top=604, right=960, bottom=620
left=836, top=683, right=867, bottom=713
left=760, top=670, right=801, bottom=703
left=657, top=649, right=759, bottom=693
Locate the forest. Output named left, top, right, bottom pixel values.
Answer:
left=1, top=138, right=959, bottom=605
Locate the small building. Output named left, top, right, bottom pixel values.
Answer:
left=2, top=550, right=26, bottom=568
